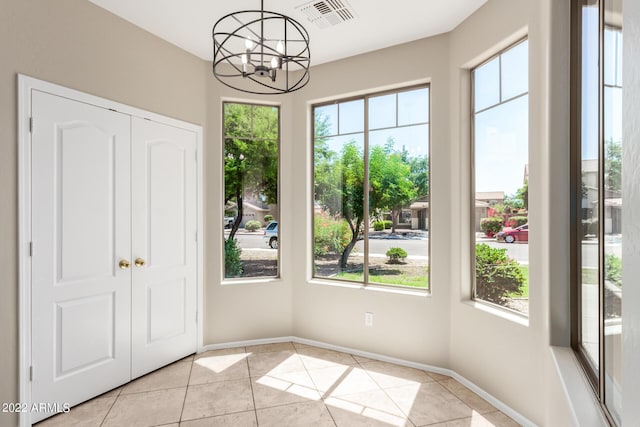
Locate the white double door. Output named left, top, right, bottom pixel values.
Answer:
left=30, top=91, right=197, bottom=422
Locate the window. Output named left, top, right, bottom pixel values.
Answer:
left=572, top=0, right=623, bottom=424
left=471, top=39, right=529, bottom=315
left=223, top=102, right=279, bottom=279
left=312, top=86, right=430, bottom=289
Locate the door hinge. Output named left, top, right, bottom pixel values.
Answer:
left=29, top=117, right=33, bottom=133
left=29, top=242, right=33, bottom=257
left=29, top=366, right=33, bottom=381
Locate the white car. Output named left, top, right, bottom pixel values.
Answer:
left=263, top=221, right=278, bottom=249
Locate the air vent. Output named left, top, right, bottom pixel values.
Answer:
left=295, top=0, right=357, bottom=29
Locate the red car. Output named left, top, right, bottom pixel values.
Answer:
left=496, top=223, right=528, bottom=243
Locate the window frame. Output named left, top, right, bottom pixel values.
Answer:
left=222, top=100, right=281, bottom=282
left=470, top=37, right=530, bottom=315
left=310, top=83, right=431, bottom=291
left=570, top=0, right=622, bottom=424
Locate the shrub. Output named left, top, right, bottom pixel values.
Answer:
left=480, top=217, right=504, bottom=237
left=475, top=243, right=525, bottom=305
left=244, top=220, right=262, bottom=232
left=383, top=220, right=392, bottom=229
left=605, top=253, right=622, bottom=287
left=373, top=221, right=385, bottom=231
left=264, top=214, right=274, bottom=223
left=509, top=216, right=528, bottom=228
left=314, top=214, right=350, bottom=256
left=386, top=247, right=408, bottom=264
left=224, top=239, right=243, bottom=277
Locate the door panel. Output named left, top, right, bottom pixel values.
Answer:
left=131, top=117, right=197, bottom=378
left=31, top=91, right=131, bottom=422
left=147, top=140, right=187, bottom=267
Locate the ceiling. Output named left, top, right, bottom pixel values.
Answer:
left=88, top=0, right=487, bottom=66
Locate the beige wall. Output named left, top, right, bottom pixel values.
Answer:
left=0, top=1, right=206, bottom=426
left=203, top=80, right=294, bottom=344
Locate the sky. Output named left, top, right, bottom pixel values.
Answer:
left=314, top=30, right=622, bottom=199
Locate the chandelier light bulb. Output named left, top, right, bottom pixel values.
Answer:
left=276, top=40, right=284, bottom=54
left=270, top=56, right=278, bottom=69
left=245, top=37, right=255, bottom=50
left=241, top=54, right=248, bottom=64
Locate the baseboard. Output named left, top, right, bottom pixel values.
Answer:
left=200, top=336, right=536, bottom=426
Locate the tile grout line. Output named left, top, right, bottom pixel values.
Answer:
left=178, top=354, right=197, bottom=423
left=244, top=347, right=260, bottom=426
left=98, top=388, right=121, bottom=427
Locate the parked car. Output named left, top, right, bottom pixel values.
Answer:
left=263, top=221, right=278, bottom=249
left=224, top=216, right=235, bottom=229
left=496, top=223, right=528, bottom=243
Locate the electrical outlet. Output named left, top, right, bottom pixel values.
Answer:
left=364, top=312, right=373, bottom=327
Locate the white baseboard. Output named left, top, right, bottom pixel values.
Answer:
left=200, top=336, right=536, bottom=426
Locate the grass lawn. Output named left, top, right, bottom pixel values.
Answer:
left=336, top=270, right=429, bottom=289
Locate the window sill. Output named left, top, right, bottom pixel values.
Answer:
left=221, top=277, right=282, bottom=286
left=463, top=300, right=529, bottom=327
left=308, top=278, right=430, bottom=297
left=549, top=346, right=609, bottom=427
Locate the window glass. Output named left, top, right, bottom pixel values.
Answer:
left=472, top=40, right=529, bottom=315
left=223, top=103, right=279, bottom=279
left=580, top=0, right=601, bottom=371
left=398, top=87, right=430, bottom=126
left=339, top=99, right=365, bottom=134
left=368, top=94, right=396, bottom=130
left=501, top=40, right=529, bottom=100
left=474, top=57, right=500, bottom=112
left=313, top=86, right=429, bottom=290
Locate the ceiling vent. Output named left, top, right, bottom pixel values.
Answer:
left=295, top=0, right=357, bottom=29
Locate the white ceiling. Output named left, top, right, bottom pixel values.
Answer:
left=88, top=0, right=487, bottom=66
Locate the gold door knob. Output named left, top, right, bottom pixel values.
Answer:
left=119, top=259, right=131, bottom=270
left=134, top=258, right=146, bottom=268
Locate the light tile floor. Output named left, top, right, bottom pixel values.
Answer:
left=36, top=342, right=520, bottom=427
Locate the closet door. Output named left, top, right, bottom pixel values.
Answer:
left=131, top=117, right=198, bottom=378
left=31, top=91, right=132, bottom=422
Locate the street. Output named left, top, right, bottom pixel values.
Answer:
left=226, top=230, right=621, bottom=267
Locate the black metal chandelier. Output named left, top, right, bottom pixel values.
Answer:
left=212, top=0, right=311, bottom=95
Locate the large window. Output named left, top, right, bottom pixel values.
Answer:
left=572, top=0, right=623, bottom=424
left=471, top=39, right=529, bottom=315
left=312, top=86, right=430, bottom=289
left=223, top=102, right=279, bottom=279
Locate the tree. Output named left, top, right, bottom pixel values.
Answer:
left=369, top=140, right=417, bottom=232
left=224, top=103, right=278, bottom=240
left=605, top=138, right=622, bottom=193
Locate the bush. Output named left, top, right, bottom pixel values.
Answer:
left=383, top=220, right=392, bottom=229
left=480, top=217, right=504, bottom=237
left=475, top=243, right=525, bottom=305
left=386, top=247, right=408, bottom=264
left=224, top=239, right=243, bottom=277
left=244, top=220, right=262, bottom=232
left=264, top=214, right=274, bottom=223
left=605, top=253, right=622, bottom=287
left=509, top=216, right=528, bottom=228
left=314, top=214, right=350, bottom=256
left=373, top=221, right=385, bottom=231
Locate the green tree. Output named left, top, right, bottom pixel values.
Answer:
left=224, top=103, right=278, bottom=240
left=605, top=138, right=622, bottom=193
left=369, top=140, right=417, bottom=232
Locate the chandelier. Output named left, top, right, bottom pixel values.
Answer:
left=212, top=0, right=311, bottom=95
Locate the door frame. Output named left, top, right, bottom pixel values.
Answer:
left=17, top=74, right=205, bottom=427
